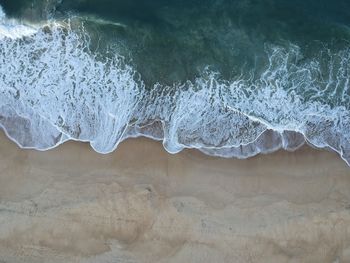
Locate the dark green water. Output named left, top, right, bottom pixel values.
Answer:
left=2, top=0, right=350, bottom=85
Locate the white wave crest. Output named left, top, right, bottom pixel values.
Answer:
left=0, top=4, right=37, bottom=40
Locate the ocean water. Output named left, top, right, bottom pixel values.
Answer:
left=0, top=0, right=350, bottom=165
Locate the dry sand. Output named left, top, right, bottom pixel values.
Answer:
left=0, top=131, right=350, bottom=263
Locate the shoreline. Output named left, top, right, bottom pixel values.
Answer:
left=0, top=131, right=350, bottom=262
left=2, top=120, right=349, bottom=168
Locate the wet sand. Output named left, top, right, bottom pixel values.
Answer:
left=0, top=131, right=350, bottom=263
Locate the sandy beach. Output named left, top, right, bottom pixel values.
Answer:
left=0, top=131, right=350, bottom=263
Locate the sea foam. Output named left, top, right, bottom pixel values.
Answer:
left=0, top=6, right=37, bottom=40
left=0, top=12, right=349, bottom=166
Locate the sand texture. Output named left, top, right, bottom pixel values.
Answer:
left=0, top=132, right=350, bottom=263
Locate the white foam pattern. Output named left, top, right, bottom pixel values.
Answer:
left=0, top=17, right=349, bottom=166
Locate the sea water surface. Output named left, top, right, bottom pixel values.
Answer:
left=0, top=0, right=350, bottom=165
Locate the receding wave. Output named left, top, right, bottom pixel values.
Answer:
left=0, top=13, right=349, bottom=166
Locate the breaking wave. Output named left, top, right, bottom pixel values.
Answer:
left=0, top=12, right=349, bottom=166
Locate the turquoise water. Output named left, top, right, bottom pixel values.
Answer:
left=0, top=0, right=350, bottom=165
